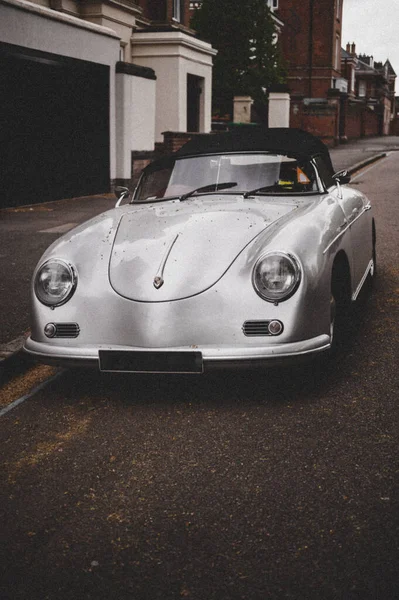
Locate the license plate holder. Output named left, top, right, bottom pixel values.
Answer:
left=99, top=350, right=203, bottom=374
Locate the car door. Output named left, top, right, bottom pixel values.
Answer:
left=313, top=155, right=372, bottom=297
left=336, top=185, right=372, bottom=294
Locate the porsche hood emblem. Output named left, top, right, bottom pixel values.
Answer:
left=153, top=276, right=164, bottom=289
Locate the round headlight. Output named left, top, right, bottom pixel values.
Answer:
left=34, top=259, right=77, bottom=307
left=253, top=252, right=301, bottom=302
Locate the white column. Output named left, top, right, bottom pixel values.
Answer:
left=268, top=92, right=290, bottom=128
left=233, top=96, right=254, bottom=124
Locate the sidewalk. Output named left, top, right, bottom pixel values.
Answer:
left=0, top=136, right=397, bottom=366
left=329, top=135, right=398, bottom=173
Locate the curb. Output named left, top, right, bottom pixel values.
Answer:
left=0, top=335, right=31, bottom=374
left=347, top=152, right=387, bottom=175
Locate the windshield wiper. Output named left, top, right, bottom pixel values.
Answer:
left=179, top=182, right=237, bottom=202
left=243, top=184, right=280, bottom=198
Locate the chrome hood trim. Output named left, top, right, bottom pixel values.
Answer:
left=109, top=197, right=298, bottom=302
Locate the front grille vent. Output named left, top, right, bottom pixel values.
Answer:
left=242, top=320, right=284, bottom=337
left=53, top=323, right=80, bottom=338
left=243, top=320, right=272, bottom=336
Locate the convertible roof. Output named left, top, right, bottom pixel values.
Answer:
left=144, top=127, right=334, bottom=173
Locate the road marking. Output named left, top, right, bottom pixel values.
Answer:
left=39, top=223, right=77, bottom=233
left=0, top=370, right=64, bottom=418
left=351, top=153, right=391, bottom=182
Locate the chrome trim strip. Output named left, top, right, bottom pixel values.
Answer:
left=323, top=207, right=367, bottom=255
left=323, top=222, right=349, bottom=255
left=153, top=233, right=179, bottom=289
left=352, top=260, right=374, bottom=301
left=24, top=333, right=331, bottom=366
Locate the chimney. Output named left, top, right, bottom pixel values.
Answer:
left=346, top=43, right=351, bottom=53
left=351, top=42, right=356, bottom=55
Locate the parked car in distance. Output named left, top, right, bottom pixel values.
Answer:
left=24, top=128, right=376, bottom=373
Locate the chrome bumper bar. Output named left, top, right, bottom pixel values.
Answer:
left=24, top=334, right=331, bottom=371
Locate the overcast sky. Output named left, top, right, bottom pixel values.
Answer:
left=342, top=0, right=399, bottom=76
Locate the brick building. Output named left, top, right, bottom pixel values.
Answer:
left=341, top=44, right=396, bottom=139
left=277, top=0, right=344, bottom=99
left=276, top=0, right=396, bottom=144
left=186, top=0, right=397, bottom=144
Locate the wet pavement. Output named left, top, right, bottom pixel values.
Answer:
left=0, top=144, right=398, bottom=600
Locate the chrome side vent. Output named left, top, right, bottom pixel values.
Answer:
left=242, top=320, right=283, bottom=337
left=44, top=323, right=80, bottom=338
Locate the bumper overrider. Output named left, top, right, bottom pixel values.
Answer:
left=23, top=334, right=331, bottom=373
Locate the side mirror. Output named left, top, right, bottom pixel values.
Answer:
left=333, top=170, right=351, bottom=185
left=114, top=186, right=130, bottom=207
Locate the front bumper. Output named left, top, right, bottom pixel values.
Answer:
left=23, top=334, right=331, bottom=372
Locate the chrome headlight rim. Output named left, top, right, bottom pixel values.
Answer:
left=34, top=259, right=77, bottom=307
left=252, top=251, right=301, bottom=303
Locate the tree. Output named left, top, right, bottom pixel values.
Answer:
left=191, top=0, right=286, bottom=121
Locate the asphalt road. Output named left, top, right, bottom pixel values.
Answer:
left=1, top=153, right=399, bottom=600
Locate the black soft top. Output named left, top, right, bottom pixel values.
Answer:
left=144, top=127, right=333, bottom=174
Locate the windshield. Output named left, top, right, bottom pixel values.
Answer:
left=134, top=153, right=320, bottom=203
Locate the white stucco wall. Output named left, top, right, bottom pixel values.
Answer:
left=132, top=31, right=216, bottom=142
left=0, top=0, right=120, bottom=178
left=115, top=71, right=156, bottom=179
left=130, top=76, right=156, bottom=151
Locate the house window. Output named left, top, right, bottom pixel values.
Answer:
left=267, top=0, right=278, bottom=9
left=358, top=80, right=366, bottom=97
left=173, top=0, right=182, bottom=21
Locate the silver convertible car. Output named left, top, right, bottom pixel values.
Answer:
left=24, top=128, right=376, bottom=373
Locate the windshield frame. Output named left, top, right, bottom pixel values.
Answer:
left=132, top=151, right=323, bottom=204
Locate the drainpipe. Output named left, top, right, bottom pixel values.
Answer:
left=308, top=0, right=314, bottom=98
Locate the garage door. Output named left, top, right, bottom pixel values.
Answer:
left=0, top=43, right=110, bottom=208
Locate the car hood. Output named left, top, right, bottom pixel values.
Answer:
left=109, top=197, right=298, bottom=302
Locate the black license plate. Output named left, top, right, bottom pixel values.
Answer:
left=99, top=350, right=203, bottom=373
